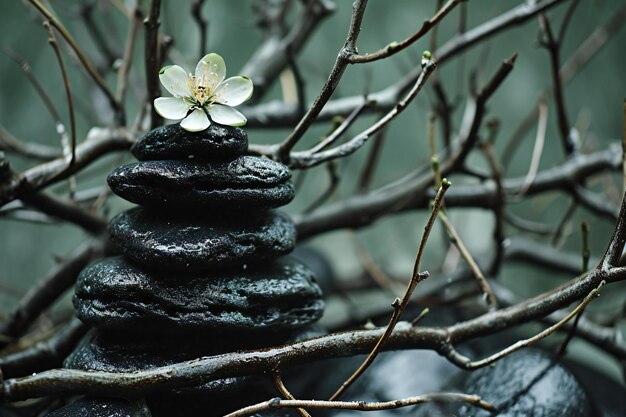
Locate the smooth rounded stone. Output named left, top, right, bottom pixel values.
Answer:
left=64, top=326, right=325, bottom=402
left=74, top=256, right=324, bottom=333
left=131, top=123, right=247, bottom=161
left=107, top=157, right=294, bottom=209
left=108, top=208, right=296, bottom=271
left=46, top=397, right=130, bottom=417
left=64, top=330, right=252, bottom=396
left=414, top=349, right=593, bottom=417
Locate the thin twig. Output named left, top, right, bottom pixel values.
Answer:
left=438, top=211, right=497, bottom=310
left=116, top=0, right=142, bottom=112
left=329, top=179, right=450, bottom=400
left=479, top=129, right=505, bottom=276
left=43, top=22, right=76, bottom=165
left=304, top=164, right=339, bottom=213
left=356, top=124, right=387, bottom=193
left=223, top=393, right=495, bottom=417
left=350, top=232, right=403, bottom=295
left=519, top=96, right=549, bottom=196
left=271, top=371, right=311, bottom=417
left=556, top=0, right=580, bottom=44
left=307, top=101, right=368, bottom=155
left=538, top=13, right=574, bottom=154
left=443, top=281, right=605, bottom=369
left=349, top=0, right=462, bottom=63
left=284, top=46, right=306, bottom=119
left=191, top=0, right=208, bottom=59
left=145, top=0, right=162, bottom=129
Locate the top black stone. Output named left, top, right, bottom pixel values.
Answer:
left=131, top=123, right=248, bottom=161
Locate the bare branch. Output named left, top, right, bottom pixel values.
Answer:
left=277, top=0, right=369, bottom=161
left=349, top=0, right=462, bottom=63
left=287, top=60, right=435, bottom=169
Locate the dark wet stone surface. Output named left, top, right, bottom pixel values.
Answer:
left=108, top=157, right=294, bottom=209
left=74, top=256, right=324, bottom=333
left=415, top=349, right=593, bottom=417
left=131, top=123, right=247, bottom=161
left=108, top=208, right=296, bottom=271
left=64, top=326, right=325, bottom=403
left=64, top=330, right=251, bottom=395
left=66, top=326, right=325, bottom=373
left=46, top=397, right=130, bottom=417
left=566, top=360, right=626, bottom=417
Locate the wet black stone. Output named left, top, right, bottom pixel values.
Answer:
left=74, top=256, right=324, bottom=333
left=64, top=331, right=251, bottom=395
left=415, top=349, right=593, bottom=417
left=131, top=123, right=248, bottom=161
left=108, top=157, right=294, bottom=210
left=108, top=208, right=296, bottom=271
left=46, top=398, right=130, bottom=417
left=64, top=326, right=326, bottom=404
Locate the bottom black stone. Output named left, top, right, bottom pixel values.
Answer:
left=46, top=398, right=131, bottom=417
left=65, top=326, right=326, bottom=396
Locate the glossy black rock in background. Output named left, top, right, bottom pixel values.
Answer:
left=74, top=256, right=324, bottom=332
left=415, top=349, right=593, bottom=417
left=131, top=123, right=248, bottom=160
left=108, top=157, right=294, bottom=209
left=108, top=208, right=296, bottom=271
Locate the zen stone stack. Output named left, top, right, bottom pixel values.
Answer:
left=51, top=124, right=324, bottom=416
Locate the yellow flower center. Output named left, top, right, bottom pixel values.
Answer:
left=185, top=70, right=226, bottom=108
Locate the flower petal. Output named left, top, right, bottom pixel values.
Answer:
left=154, top=97, right=191, bottom=120
left=208, top=104, right=247, bottom=126
left=159, top=65, right=190, bottom=97
left=180, top=108, right=210, bottom=132
left=214, top=76, right=253, bottom=107
left=195, top=53, right=226, bottom=91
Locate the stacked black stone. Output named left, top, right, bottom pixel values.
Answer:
left=53, top=124, right=325, bottom=416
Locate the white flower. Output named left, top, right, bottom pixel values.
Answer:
left=153, top=53, right=253, bottom=132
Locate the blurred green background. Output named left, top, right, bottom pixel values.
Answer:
left=1, top=0, right=625, bottom=383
